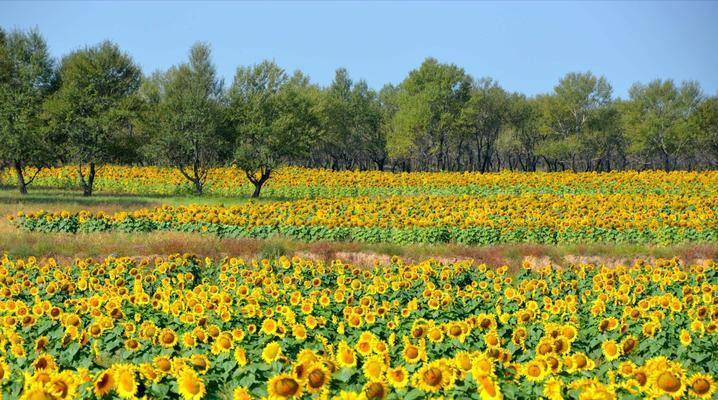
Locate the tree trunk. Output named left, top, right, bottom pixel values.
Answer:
left=247, top=168, right=271, bottom=198
left=79, top=162, right=96, bottom=196
left=194, top=179, right=203, bottom=195
left=14, top=161, right=28, bottom=195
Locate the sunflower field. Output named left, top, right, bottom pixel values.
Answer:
left=0, top=254, right=717, bottom=399
left=11, top=193, right=718, bottom=245
left=2, top=166, right=718, bottom=198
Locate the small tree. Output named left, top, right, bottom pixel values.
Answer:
left=227, top=61, right=319, bottom=197
left=45, top=41, right=141, bottom=196
left=140, top=43, right=224, bottom=195
left=0, top=28, right=56, bottom=194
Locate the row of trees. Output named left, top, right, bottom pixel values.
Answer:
left=2, top=28, right=718, bottom=197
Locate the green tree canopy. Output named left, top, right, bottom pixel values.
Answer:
left=0, top=28, right=56, bottom=194
left=44, top=40, right=141, bottom=196
left=227, top=61, right=320, bottom=197
left=140, top=43, right=225, bottom=195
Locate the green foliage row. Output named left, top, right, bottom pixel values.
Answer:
left=14, top=216, right=718, bottom=245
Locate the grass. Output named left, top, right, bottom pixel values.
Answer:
left=1, top=187, right=716, bottom=266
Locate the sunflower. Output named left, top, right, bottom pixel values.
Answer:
left=267, top=373, right=303, bottom=399
left=362, top=356, right=387, bottom=381
left=113, top=364, right=137, bottom=399
left=233, top=386, right=252, bottom=400
left=0, top=359, right=9, bottom=384
left=93, top=369, right=115, bottom=397
left=453, top=351, right=473, bottom=373
left=476, top=374, right=502, bottom=400
left=44, top=370, right=77, bottom=400
left=523, top=359, right=547, bottom=382
left=363, top=380, right=388, bottom=400
left=386, top=366, right=408, bottom=389
left=471, top=353, right=495, bottom=378
left=261, top=341, right=282, bottom=363
left=211, top=333, right=233, bottom=355
left=679, top=329, right=692, bottom=346
left=234, top=346, right=248, bottom=367
left=402, top=340, right=426, bottom=364
left=543, top=377, right=562, bottom=400
left=32, top=353, right=57, bottom=372
left=190, top=354, right=210, bottom=374
left=617, top=361, right=635, bottom=377
left=620, top=336, right=638, bottom=355
left=688, top=373, right=716, bottom=399
left=18, top=381, right=53, bottom=400
left=261, top=318, right=278, bottom=335
left=601, top=340, right=621, bottom=361
left=158, top=328, right=178, bottom=348
left=305, top=363, right=331, bottom=393
left=336, top=342, right=357, bottom=368
left=650, top=368, right=686, bottom=398
left=176, top=368, right=206, bottom=400
left=154, top=355, right=173, bottom=374
left=138, top=364, right=161, bottom=383
left=412, top=360, right=455, bottom=393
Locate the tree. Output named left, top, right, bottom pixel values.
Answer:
left=536, top=72, right=613, bottom=171
left=497, top=94, right=542, bottom=171
left=227, top=61, right=320, bottom=197
left=316, top=69, right=384, bottom=170
left=45, top=41, right=141, bottom=196
left=693, top=96, right=718, bottom=167
left=0, top=28, right=56, bottom=194
left=623, top=80, right=702, bottom=170
left=388, top=58, right=472, bottom=171
left=140, top=43, right=225, bottom=194
left=458, top=79, right=509, bottom=172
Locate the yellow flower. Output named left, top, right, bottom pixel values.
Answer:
left=158, top=328, right=178, bottom=348
left=113, top=364, right=137, bottom=399
left=386, top=366, right=409, bottom=389
left=305, top=363, right=331, bottom=393
left=267, top=373, right=303, bottom=399
left=93, top=369, right=115, bottom=397
left=601, top=340, right=621, bottom=361
left=177, top=368, right=206, bottom=400
left=233, top=386, right=252, bottom=400
left=523, top=360, right=547, bottom=382
left=543, top=377, right=562, bottom=400
left=679, top=329, right=692, bottom=346
left=362, top=356, right=386, bottom=381
left=412, top=360, right=455, bottom=393
left=688, top=373, right=716, bottom=399
left=261, top=342, right=282, bottom=363
left=336, top=341, right=357, bottom=368
left=362, top=380, right=388, bottom=400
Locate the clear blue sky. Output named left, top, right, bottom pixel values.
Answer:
left=2, top=1, right=717, bottom=98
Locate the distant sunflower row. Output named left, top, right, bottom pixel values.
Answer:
left=11, top=193, right=718, bottom=244
left=0, top=254, right=716, bottom=399
left=2, top=165, right=717, bottom=197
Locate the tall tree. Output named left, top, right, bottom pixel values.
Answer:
left=0, top=28, right=56, bottom=194
left=141, top=43, right=225, bottom=194
left=536, top=72, right=613, bottom=171
left=692, top=96, right=718, bottom=167
left=45, top=41, right=141, bottom=196
left=388, top=58, right=472, bottom=171
left=458, top=79, right=509, bottom=172
left=623, top=80, right=702, bottom=170
left=227, top=61, right=320, bottom=197
left=316, top=69, right=384, bottom=170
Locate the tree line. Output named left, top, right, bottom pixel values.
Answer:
left=2, top=28, right=717, bottom=197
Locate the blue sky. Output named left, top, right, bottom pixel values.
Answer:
left=1, top=1, right=717, bottom=98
